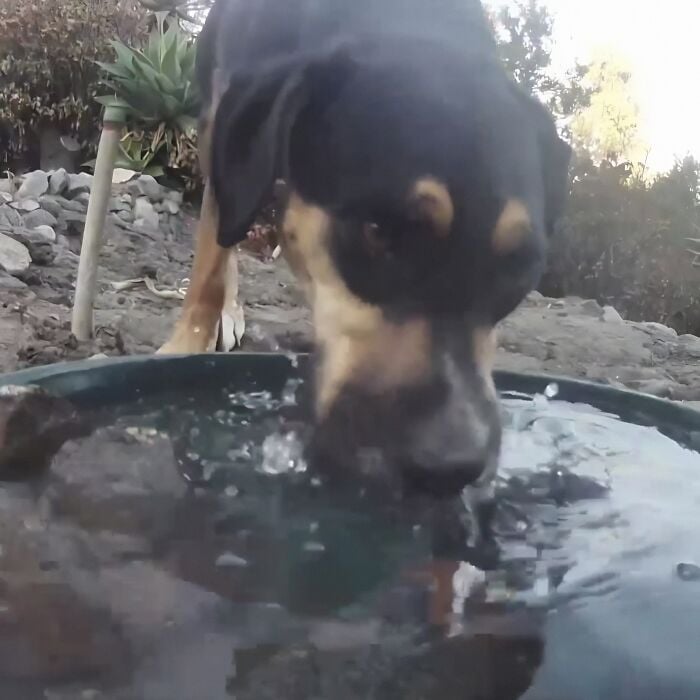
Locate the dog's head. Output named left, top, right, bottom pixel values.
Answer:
left=211, top=38, right=571, bottom=495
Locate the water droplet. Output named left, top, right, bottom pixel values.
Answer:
left=544, top=382, right=559, bottom=399
left=202, top=462, right=217, bottom=481
left=216, top=552, right=248, bottom=568
left=224, top=485, right=239, bottom=498
left=676, top=562, right=700, bottom=581
left=309, top=522, right=319, bottom=533
left=260, top=431, right=307, bottom=474
left=286, top=352, right=299, bottom=368
left=281, top=378, right=302, bottom=406
left=311, top=476, right=322, bottom=487
left=303, top=541, right=326, bottom=553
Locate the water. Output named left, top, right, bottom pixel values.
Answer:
left=1, top=377, right=700, bottom=699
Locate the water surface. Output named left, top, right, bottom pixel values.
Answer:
left=1, top=376, right=699, bottom=699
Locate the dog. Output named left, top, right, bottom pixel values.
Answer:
left=158, top=0, right=572, bottom=503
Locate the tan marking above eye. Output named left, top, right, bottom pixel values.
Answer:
left=492, top=199, right=531, bottom=255
left=407, top=177, right=454, bottom=238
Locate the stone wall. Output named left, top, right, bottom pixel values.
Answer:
left=0, top=169, right=186, bottom=286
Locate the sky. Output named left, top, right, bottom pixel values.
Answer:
left=486, top=0, right=700, bottom=172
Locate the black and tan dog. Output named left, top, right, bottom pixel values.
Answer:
left=159, top=0, right=571, bottom=500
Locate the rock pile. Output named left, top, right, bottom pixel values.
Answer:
left=0, top=169, right=186, bottom=288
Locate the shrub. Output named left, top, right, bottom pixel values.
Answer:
left=0, top=0, right=147, bottom=170
left=541, top=154, right=700, bottom=334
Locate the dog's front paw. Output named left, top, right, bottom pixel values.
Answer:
left=216, top=303, right=246, bottom=351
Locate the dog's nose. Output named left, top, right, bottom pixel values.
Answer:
left=397, top=393, right=500, bottom=497
left=402, top=459, right=487, bottom=496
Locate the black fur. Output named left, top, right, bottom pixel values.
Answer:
left=199, top=0, right=571, bottom=276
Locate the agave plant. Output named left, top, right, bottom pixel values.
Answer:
left=95, top=12, right=201, bottom=185
left=97, top=12, right=199, bottom=126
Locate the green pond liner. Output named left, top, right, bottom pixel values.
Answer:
left=1, top=353, right=699, bottom=449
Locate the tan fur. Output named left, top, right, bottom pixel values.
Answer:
left=492, top=199, right=531, bottom=255
left=282, top=193, right=433, bottom=416
left=158, top=181, right=233, bottom=354
left=158, top=73, right=245, bottom=355
left=409, top=177, right=454, bottom=237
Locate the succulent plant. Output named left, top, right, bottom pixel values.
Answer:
left=96, top=12, right=201, bottom=188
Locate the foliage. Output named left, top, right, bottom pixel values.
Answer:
left=571, top=52, right=646, bottom=164
left=496, top=0, right=700, bottom=334
left=541, top=155, right=700, bottom=333
left=97, top=13, right=201, bottom=189
left=493, top=0, right=594, bottom=127
left=0, top=0, right=147, bottom=170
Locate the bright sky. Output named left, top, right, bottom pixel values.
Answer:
left=486, top=0, right=700, bottom=172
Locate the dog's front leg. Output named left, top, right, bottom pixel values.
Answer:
left=216, top=247, right=246, bottom=351
left=158, top=181, right=232, bottom=354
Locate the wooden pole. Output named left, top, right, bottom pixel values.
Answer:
left=71, top=107, right=127, bottom=340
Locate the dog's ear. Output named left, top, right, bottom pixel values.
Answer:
left=210, top=45, right=356, bottom=247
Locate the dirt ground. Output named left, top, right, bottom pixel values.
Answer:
left=2, top=210, right=700, bottom=408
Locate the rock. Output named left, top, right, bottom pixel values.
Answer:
left=601, top=305, right=624, bottom=323
left=0, top=270, right=27, bottom=289
left=74, top=191, right=91, bottom=207
left=49, top=167, right=68, bottom=195
left=166, top=189, right=183, bottom=205
left=164, top=199, right=181, bottom=215
left=153, top=201, right=165, bottom=213
left=59, top=211, right=87, bottom=237
left=66, top=172, right=93, bottom=198
left=119, top=193, right=133, bottom=206
left=10, top=199, right=40, bottom=212
left=109, top=197, right=131, bottom=214
left=640, top=321, right=677, bottom=338
left=16, top=170, right=49, bottom=199
left=128, top=174, right=162, bottom=201
left=580, top=299, right=602, bottom=317
left=112, top=168, right=137, bottom=184
left=0, top=205, right=22, bottom=228
left=0, top=177, right=14, bottom=196
left=0, top=192, right=12, bottom=204
left=0, top=232, right=31, bottom=275
left=115, top=210, right=134, bottom=223
left=133, top=197, right=159, bottom=230
left=676, top=562, right=700, bottom=582
left=37, top=195, right=64, bottom=218
left=4, top=227, right=56, bottom=265
left=22, top=208, right=58, bottom=229
left=31, top=225, right=57, bottom=244
left=54, top=196, right=86, bottom=214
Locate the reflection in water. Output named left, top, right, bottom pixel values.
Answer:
left=0, top=380, right=699, bottom=699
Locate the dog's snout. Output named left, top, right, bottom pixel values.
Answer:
left=403, top=460, right=487, bottom=497
left=398, top=392, right=500, bottom=496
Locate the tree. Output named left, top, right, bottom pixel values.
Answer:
left=493, top=0, right=594, bottom=128
left=570, top=51, right=646, bottom=165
